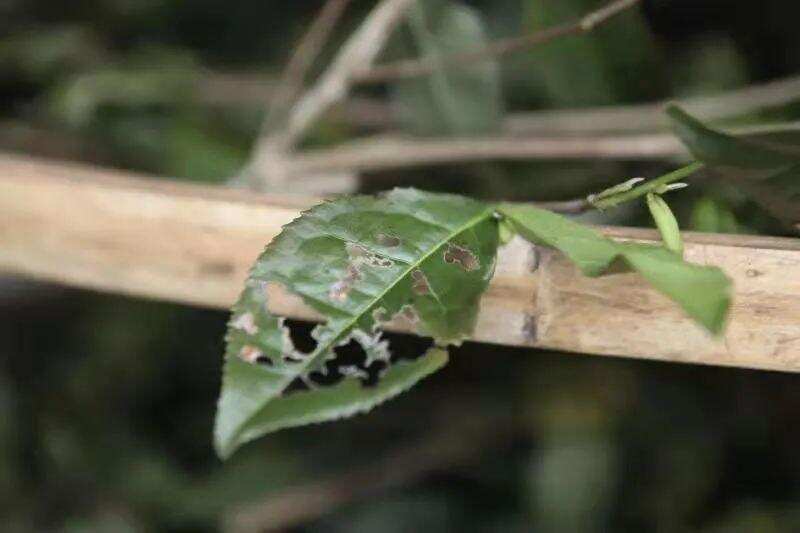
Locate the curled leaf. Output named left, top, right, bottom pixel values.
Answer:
left=499, top=203, right=731, bottom=335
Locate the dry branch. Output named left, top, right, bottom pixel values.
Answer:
left=507, top=74, right=800, bottom=135
left=286, top=132, right=686, bottom=175
left=264, top=0, right=354, bottom=124
left=354, top=0, right=641, bottom=84
left=2, top=154, right=800, bottom=372
left=278, top=121, right=800, bottom=175
left=247, top=0, right=414, bottom=191
left=197, top=72, right=800, bottom=136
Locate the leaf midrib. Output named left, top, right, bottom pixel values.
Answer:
left=239, top=206, right=496, bottom=432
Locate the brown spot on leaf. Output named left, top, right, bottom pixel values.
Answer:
left=411, top=269, right=431, bottom=295
left=746, top=269, right=763, bottom=278
left=346, top=242, right=368, bottom=259
left=347, top=242, right=393, bottom=268
left=443, top=243, right=480, bottom=271
left=331, top=243, right=395, bottom=302
left=372, top=307, right=392, bottom=324
left=376, top=233, right=401, bottom=247
left=365, top=255, right=393, bottom=268
left=239, top=345, right=263, bottom=363
left=329, top=264, right=362, bottom=302
left=231, top=312, right=258, bottom=335
left=401, top=305, right=418, bottom=323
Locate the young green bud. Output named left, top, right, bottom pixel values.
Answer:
left=647, top=193, right=684, bottom=256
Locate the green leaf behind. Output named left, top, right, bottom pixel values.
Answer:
left=215, top=189, right=498, bottom=458
left=499, top=203, right=731, bottom=335
left=392, top=1, right=503, bottom=136
left=667, top=105, right=800, bottom=225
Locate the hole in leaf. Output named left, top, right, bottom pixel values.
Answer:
left=302, top=333, right=394, bottom=389
left=285, top=377, right=311, bottom=394
left=384, top=332, right=434, bottom=364
left=372, top=306, right=392, bottom=325
left=255, top=355, right=274, bottom=367
left=285, top=319, right=318, bottom=353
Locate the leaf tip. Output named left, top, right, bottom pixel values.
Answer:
left=213, top=385, right=242, bottom=461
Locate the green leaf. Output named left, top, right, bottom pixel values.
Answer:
left=392, top=0, right=503, bottom=136
left=646, top=193, right=683, bottom=256
left=498, top=204, right=731, bottom=335
left=690, top=197, right=740, bottom=234
left=666, top=105, right=800, bottom=224
left=215, top=189, right=498, bottom=458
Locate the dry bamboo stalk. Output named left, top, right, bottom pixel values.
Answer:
left=1, top=154, right=799, bottom=372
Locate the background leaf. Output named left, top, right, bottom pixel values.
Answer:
left=392, top=0, right=503, bottom=136
left=667, top=105, right=800, bottom=225
left=215, top=189, right=498, bottom=458
left=499, top=203, right=731, bottom=334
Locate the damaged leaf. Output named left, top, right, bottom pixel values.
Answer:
left=498, top=203, right=731, bottom=335
left=215, top=188, right=498, bottom=458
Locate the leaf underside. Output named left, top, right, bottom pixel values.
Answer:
left=667, top=105, right=800, bottom=225
left=215, top=189, right=498, bottom=458
left=499, top=203, right=731, bottom=335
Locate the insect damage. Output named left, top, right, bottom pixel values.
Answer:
left=329, top=243, right=395, bottom=302
left=443, top=243, right=480, bottom=271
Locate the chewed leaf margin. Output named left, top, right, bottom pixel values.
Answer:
left=215, top=189, right=499, bottom=458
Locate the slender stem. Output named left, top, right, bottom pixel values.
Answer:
left=591, top=161, right=706, bottom=210
left=532, top=198, right=592, bottom=215
left=354, top=0, right=640, bottom=84
left=245, top=0, right=414, bottom=190
left=267, top=0, right=353, bottom=125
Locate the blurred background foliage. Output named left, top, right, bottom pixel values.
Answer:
left=2, top=0, right=800, bottom=531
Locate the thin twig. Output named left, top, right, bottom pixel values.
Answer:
left=257, top=0, right=413, bottom=153
left=266, top=0, right=354, bottom=124
left=279, top=121, right=800, bottom=177
left=197, top=72, right=800, bottom=135
left=533, top=198, right=592, bottom=215
left=529, top=162, right=706, bottom=216
left=353, top=0, right=641, bottom=84
left=507, top=74, right=800, bottom=135
left=285, top=132, right=685, bottom=176
left=246, top=0, right=414, bottom=190
left=591, top=161, right=706, bottom=210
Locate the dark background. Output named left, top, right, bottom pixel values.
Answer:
left=2, top=0, right=800, bottom=531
